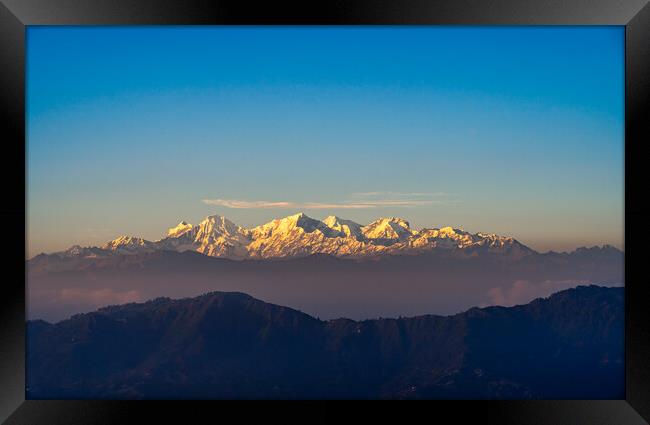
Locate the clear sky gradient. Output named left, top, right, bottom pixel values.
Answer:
left=27, top=26, right=624, bottom=256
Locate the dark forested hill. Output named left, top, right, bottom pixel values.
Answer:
left=27, top=285, right=624, bottom=399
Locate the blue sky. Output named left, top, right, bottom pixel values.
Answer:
left=27, top=26, right=624, bottom=256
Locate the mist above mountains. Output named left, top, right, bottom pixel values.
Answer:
left=28, top=247, right=623, bottom=323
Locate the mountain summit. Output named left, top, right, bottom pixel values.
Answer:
left=322, top=215, right=364, bottom=240
left=361, top=217, right=414, bottom=243
left=167, top=221, right=193, bottom=237
left=43, top=213, right=535, bottom=261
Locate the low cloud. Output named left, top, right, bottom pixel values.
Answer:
left=486, top=279, right=591, bottom=307
left=58, top=288, right=143, bottom=307
left=203, top=192, right=459, bottom=210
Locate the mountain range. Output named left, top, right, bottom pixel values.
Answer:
left=26, top=285, right=624, bottom=400
left=27, top=213, right=624, bottom=322
left=32, top=213, right=536, bottom=261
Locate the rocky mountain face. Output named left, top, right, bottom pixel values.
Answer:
left=26, top=285, right=624, bottom=399
left=32, top=213, right=535, bottom=261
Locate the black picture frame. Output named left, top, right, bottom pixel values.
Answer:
left=1, top=0, right=648, bottom=423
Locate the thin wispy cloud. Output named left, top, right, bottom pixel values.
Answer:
left=202, top=192, right=460, bottom=210
left=203, top=199, right=438, bottom=209
left=203, top=199, right=297, bottom=209
left=351, top=191, right=450, bottom=198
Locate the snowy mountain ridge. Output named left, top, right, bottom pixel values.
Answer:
left=43, top=212, right=536, bottom=260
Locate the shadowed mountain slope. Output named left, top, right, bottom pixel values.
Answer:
left=27, top=285, right=624, bottom=399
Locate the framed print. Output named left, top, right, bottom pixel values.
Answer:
left=1, top=0, right=649, bottom=423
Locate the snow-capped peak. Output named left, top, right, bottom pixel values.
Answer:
left=322, top=215, right=340, bottom=226
left=251, top=213, right=336, bottom=239
left=287, top=212, right=307, bottom=221
left=167, top=221, right=193, bottom=237
left=435, top=226, right=471, bottom=237
left=196, top=215, right=248, bottom=239
left=102, top=235, right=156, bottom=253
left=362, top=217, right=413, bottom=241
left=65, top=245, right=83, bottom=254
left=322, top=215, right=363, bottom=239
